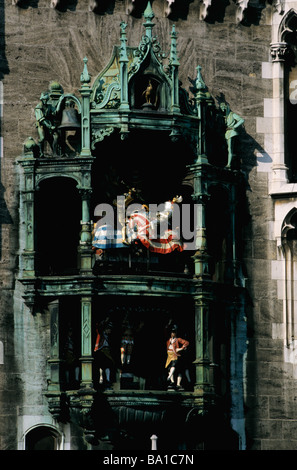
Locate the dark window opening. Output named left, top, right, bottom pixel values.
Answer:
left=283, top=12, right=297, bottom=183
left=91, top=130, right=195, bottom=275
left=25, top=426, right=61, bottom=450
left=35, top=177, right=81, bottom=275
left=285, top=61, right=297, bottom=182
left=59, top=297, right=81, bottom=390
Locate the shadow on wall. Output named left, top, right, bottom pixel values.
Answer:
left=0, top=0, right=12, bottom=261
left=238, top=128, right=272, bottom=189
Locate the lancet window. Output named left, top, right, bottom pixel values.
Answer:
left=281, top=209, right=297, bottom=347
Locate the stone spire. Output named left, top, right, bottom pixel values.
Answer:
left=143, top=1, right=155, bottom=40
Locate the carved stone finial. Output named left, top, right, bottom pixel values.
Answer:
left=144, top=1, right=154, bottom=19
left=164, top=0, right=175, bottom=17
left=23, top=137, right=38, bottom=157
left=89, top=0, right=100, bottom=11
left=195, top=65, right=207, bottom=92
left=271, top=0, right=284, bottom=15
left=126, top=0, right=136, bottom=15
left=199, top=0, right=212, bottom=21
left=235, top=0, right=249, bottom=24
left=143, top=1, right=155, bottom=39
left=50, top=0, right=62, bottom=8
left=80, top=57, right=91, bottom=84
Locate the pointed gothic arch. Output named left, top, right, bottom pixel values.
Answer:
left=279, top=8, right=297, bottom=44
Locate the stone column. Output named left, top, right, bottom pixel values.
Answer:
left=47, top=299, right=61, bottom=392
left=270, top=42, right=289, bottom=190
left=80, top=296, right=93, bottom=388
left=119, top=22, right=129, bottom=112
left=19, top=157, right=36, bottom=278
left=170, top=25, right=180, bottom=114
left=79, top=188, right=93, bottom=275
left=79, top=296, right=97, bottom=445
left=17, top=143, right=40, bottom=312
left=188, top=163, right=210, bottom=279
left=45, top=299, right=67, bottom=421
left=193, top=292, right=215, bottom=398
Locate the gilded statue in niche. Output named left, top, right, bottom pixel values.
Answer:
left=143, top=80, right=153, bottom=104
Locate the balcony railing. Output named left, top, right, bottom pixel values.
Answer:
left=92, top=247, right=193, bottom=277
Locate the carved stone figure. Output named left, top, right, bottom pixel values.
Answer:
left=35, top=91, right=59, bottom=157
left=219, top=101, right=244, bottom=168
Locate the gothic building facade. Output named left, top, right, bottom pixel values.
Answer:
left=1, top=0, right=297, bottom=451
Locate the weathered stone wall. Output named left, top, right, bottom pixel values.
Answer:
left=0, top=0, right=293, bottom=450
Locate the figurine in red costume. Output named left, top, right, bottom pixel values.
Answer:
left=165, top=325, right=190, bottom=391
left=94, top=321, right=115, bottom=389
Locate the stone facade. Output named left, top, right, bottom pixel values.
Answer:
left=1, top=0, right=297, bottom=451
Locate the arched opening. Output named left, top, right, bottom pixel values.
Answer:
left=35, top=177, right=81, bottom=275
left=25, top=425, right=62, bottom=450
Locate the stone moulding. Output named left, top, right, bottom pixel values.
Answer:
left=125, top=0, right=136, bottom=15
left=234, top=0, right=284, bottom=24
left=271, top=0, right=284, bottom=14
left=11, top=0, right=285, bottom=18
left=199, top=0, right=212, bottom=21
left=89, top=0, right=99, bottom=11
left=32, top=274, right=196, bottom=298
left=235, top=0, right=249, bottom=24
left=50, top=0, right=62, bottom=7
left=164, top=0, right=175, bottom=17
